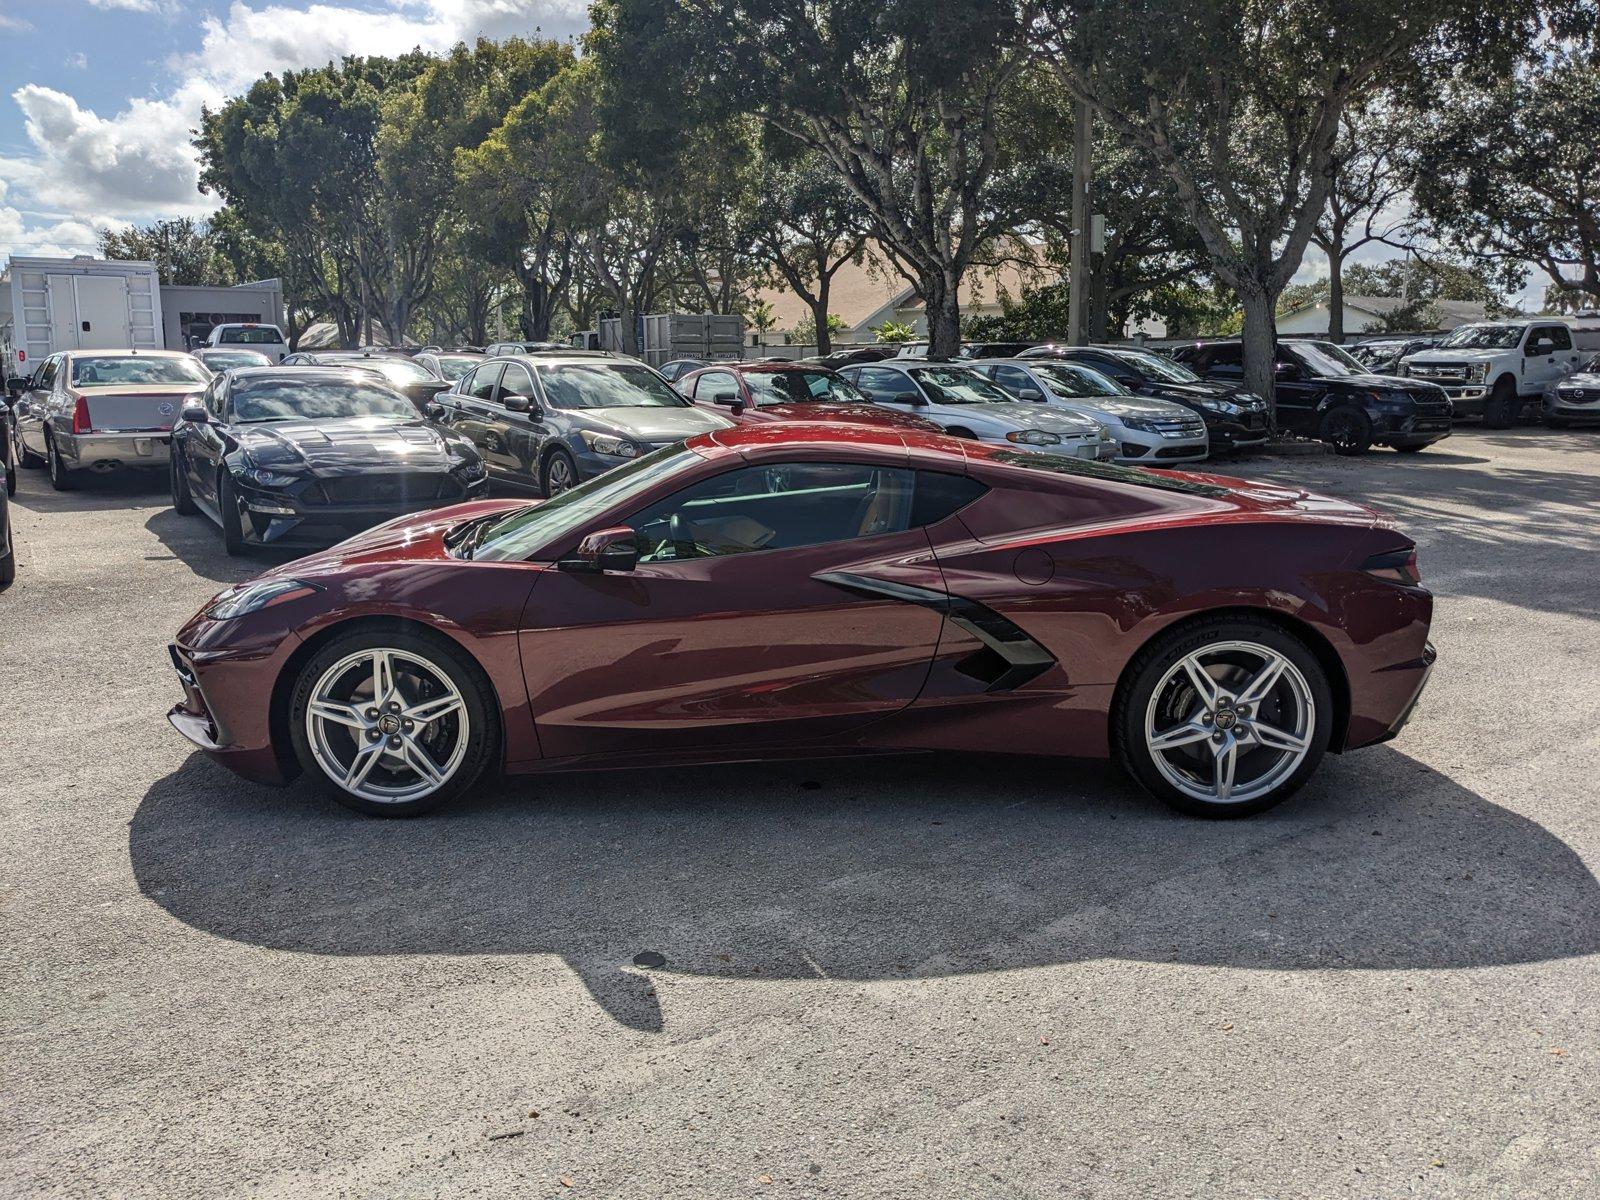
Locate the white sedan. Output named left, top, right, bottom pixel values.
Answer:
left=838, top=359, right=1115, bottom=461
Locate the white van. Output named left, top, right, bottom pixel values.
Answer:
left=206, top=322, right=288, bottom=362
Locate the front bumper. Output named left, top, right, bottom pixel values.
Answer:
left=1373, top=410, right=1453, bottom=448
left=60, top=430, right=171, bottom=470
left=1547, top=394, right=1600, bottom=422
left=166, top=639, right=293, bottom=783
left=1198, top=412, right=1269, bottom=449
left=234, top=475, right=489, bottom=547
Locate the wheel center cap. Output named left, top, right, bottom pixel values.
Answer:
left=377, top=714, right=402, bottom=736
left=1213, top=708, right=1238, bottom=732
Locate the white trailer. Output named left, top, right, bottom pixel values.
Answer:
left=1, top=255, right=162, bottom=380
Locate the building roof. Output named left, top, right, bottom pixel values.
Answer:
left=1282, top=293, right=1492, bottom=331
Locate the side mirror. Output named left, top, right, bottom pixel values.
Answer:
left=424, top=402, right=446, bottom=422
left=5, top=376, right=28, bottom=393
left=711, top=390, right=741, bottom=405
left=502, top=393, right=533, bottom=414
left=1527, top=341, right=1552, bottom=357
left=558, top=526, right=639, bottom=574
left=1274, top=360, right=1300, bottom=378
left=1016, top=386, right=1044, bottom=402
left=180, top=401, right=208, bottom=424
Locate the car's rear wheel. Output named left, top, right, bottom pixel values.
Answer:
left=217, top=472, right=245, bottom=555
left=170, top=448, right=196, bottom=514
left=1483, top=379, right=1518, bottom=428
left=1115, top=616, right=1333, bottom=818
left=1318, top=405, right=1373, bottom=455
left=288, top=628, right=498, bottom=817
left=542, top=448, right=578, bottom=497
left=46, top=435, right=75, bottom=491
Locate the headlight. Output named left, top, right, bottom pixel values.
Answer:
left=1199, top=398, right=1241, bottom=416
left=206, top=578, right=322, bottom=620
left=581, top=430, right=638, bottom=458
left=1469, top=363, right=1488, bottom=382
left=1006, top=429, right=1061, bottom=445
left=240, top=466, right=302, bottom=488
left=451, top=457, right=487, bottom=481
left=1097, top=425, right=1112, bottom=440
left=1367, top=391, right=1414, bottom=408
left=1121, top=417, right=1159, bottom=433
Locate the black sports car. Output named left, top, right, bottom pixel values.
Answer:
left=170, top=367, right=488, bottom=555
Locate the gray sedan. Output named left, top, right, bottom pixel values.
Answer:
left=1544, top=354, right=1600, bottom=428
left=9, top=350, right=210, bottom=490
left=438, top=353, right=735, bottom=495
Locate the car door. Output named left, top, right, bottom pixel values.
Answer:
left=691, top=368, right=742, bottom=407
left=184, top=374, right=233, bottom=509
left=1528, top=324, right=1580, bottom=389
left=1269, top=345, right=1324, bottom=433
left=518, top=459, right=947, bottom=758
left=489, top=362, right=551, bottom=482
left=449, top=363, right=504, bottom=467
left=16, top=354, right=60, bottom=457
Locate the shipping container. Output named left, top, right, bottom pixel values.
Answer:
left=0, top=255, right=162, bottom=379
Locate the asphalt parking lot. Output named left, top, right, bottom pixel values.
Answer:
left=5, top=427, right=1599, bottom=1198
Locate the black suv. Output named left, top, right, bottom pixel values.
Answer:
left=1172, top=339, right=1452, bottom=454
left=1021, top=344, right=1270, bottom=449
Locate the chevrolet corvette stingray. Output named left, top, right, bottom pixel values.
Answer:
left=167, top=425, right=1434, bottom=818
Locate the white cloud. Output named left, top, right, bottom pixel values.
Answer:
left=0, top=15, right=33, bottom=32
left=2, top=0, right=589, bottom=266
left=67, top=52, right=89, bottom=70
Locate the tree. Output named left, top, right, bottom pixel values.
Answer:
left=749, top=147, right=871, bottom=355
left=98, top=218, right=234, bottom=286
left=1313, top=99, right=1422, bottom=342
left=792, top=312, right=848, bottom=346
left=1415, top=51, right=1600, bottom=305
left=961, top=281, right=1070, bottom=340
left=590, top=0, right=1052, bottom=357
left=872, top=320, right=918, bottom=343
left=1036, top=0, right=1549, bottom=409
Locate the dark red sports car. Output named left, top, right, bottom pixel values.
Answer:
left=168, top=425, right=1433, bottom=818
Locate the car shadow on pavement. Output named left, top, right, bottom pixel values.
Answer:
left=129, top=745, right=1600, bottom=1032
left=7, top=467, right=168, bottom=513
left=143, top=507, right=301, bottom=584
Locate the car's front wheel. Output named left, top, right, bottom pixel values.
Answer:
left=1318, top=405, right=1373, bottom=455
left=1115, top=616, right=1333, bottom=818
left=542, top=447, right=579, bottom=497
left=217, top=472, right=245, bottom=555
left=170, top=448, right=196, bottom=514
left=1483, top=379, right=1519, bottom=428
left=288, top=628, right=499, bottom=817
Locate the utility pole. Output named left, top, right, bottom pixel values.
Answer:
left=1066, top=99, right=1092, bottom=345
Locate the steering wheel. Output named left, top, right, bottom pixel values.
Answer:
left=667, top=511, right=703, bottom=558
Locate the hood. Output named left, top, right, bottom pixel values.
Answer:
left=1405, top=347, right=1503, bottom=363
left=235, top=416, right=474, bottom=475
left=1148, top=380, right=1252, bottom=403
left=587, top=405, right=734, bottom=441
left=1062, top=395, right=1197, bottom=422
left=981, top=401, right=1102, bottom=434
left=1557, top=372, right=1600, bottom=389
left=745, top=401, right=939, bottom=430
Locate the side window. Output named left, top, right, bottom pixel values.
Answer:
left=1088, top=355, right=1138, bottom=384
left=1543, top=325, right=1573, bottom=352
left=466, top=364, right=503, bottom=401
left=206, top=376, right=226, bottom=418
left=910, top=471, right=987, bottom=525
left=626, top=462, right=917, bottom=561
left=38, top=357, right=60, bottom=389
left=992, top=365, right=1035, bottom=394
left=853, top=367, right=919, bottom=402
left=694, top=370, right=740, bottom=401
left=499, top=364, right=536, bottom=399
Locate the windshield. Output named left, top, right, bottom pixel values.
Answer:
left=70, top=355, right=209, bottom=386
left=907, top=366, right=1013, bottom=405
left=218, top=327, right=284, bottom=345
left=1289, top=342, right=1366, bottom=377
left=1111, top=348, right=1201, bottom=384
left=231, top=379, right=418, bottom=423
left=324, top=356, right=434, bottom=385
left=432, top=355, right=480, bottom=381
left=537, top=363, right=688, bottom=409
left=199, top=350, right=272, bottom=369
left=1031, top=362, right=1123, bottom=398
left=1438, top=324, right=1525, bottom=350
left=745, top=370, right=868, bottom=405
left=471, top=444, right=700, bottom=561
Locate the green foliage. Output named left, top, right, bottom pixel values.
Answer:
left=1416, top=52, right=1596, bottom=299
left=872, top=320, right=918, bottom=344
left=961, top=281, right=1070, bottom=341
left=98, top=218, right=234, bottom=286
left=792, top=313, right=848, bottom=345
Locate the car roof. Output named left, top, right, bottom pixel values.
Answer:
left=67, top=348, right=193, bottom=359
left=230, top=365, right=391, bottom=383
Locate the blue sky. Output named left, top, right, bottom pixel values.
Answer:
left=0, top=2, right=1548, bottom=308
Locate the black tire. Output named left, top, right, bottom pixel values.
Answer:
left=1546, top=416, right=1570, bottom=430
left=1113, top=614, right=1334, bottom=819
left=217, top=471, right=246, bottom=555
left=1482, top=379, right=1518, bottom=428
left=46, top=435, right=76, bottom=491
left=170, top=446, right=197, bottom=514
left=1317, top=406, right=1373, bottom=455
left=541, top=447, right=579, bottom=497
left=0, top=495, right=13, bottom=590
left=287, top=626, right=499, bottom=817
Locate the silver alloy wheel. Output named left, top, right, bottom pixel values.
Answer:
left=1143, top=640, right=1315, bottom=805
left=305, top=647, right=469, bottom=804
left=545, top=453, right=576, bottom=495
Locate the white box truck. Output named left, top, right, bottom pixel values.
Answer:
left=1, top=255, right=163, bottom=381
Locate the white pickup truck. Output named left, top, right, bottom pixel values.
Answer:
left=1399, top=320, right=1586, bottom=427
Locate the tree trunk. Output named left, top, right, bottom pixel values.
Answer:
left=1326, top=245, right=1346, bottom=343
left=1239, top=286, right=1279, bottom=423
left=924, top=272, right=961, bottom=358
left=811, top=278, right=833, bottom=355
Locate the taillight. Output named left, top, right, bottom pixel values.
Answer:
left=1362, top=547, right=1420, bottom=586
left=72, top=394, right=92, bottom=434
